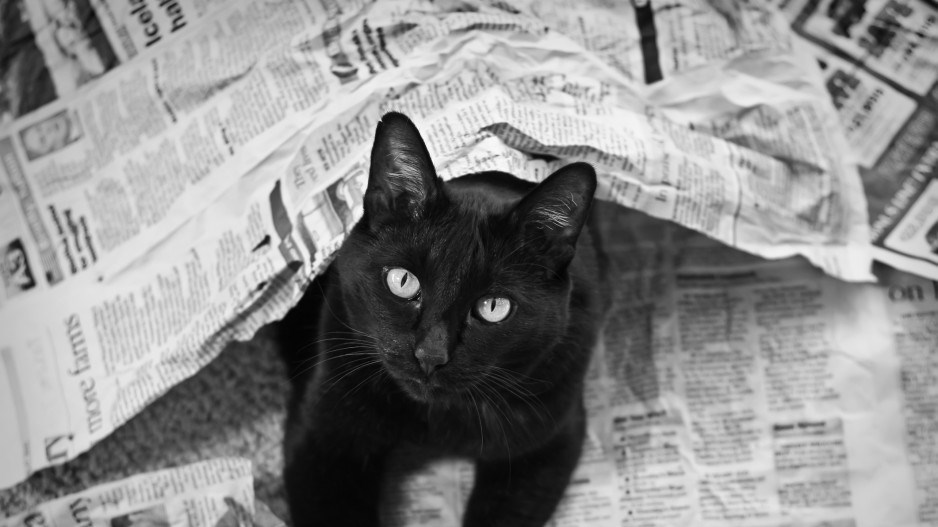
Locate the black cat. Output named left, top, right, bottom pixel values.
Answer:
left=278, top=112, right=609, bottom=526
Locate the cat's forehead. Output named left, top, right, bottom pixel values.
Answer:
left=424, top=207, right=504, bottom=271
left=443, top=175, right=527, bottom=216
left=374, top=205, right=514, bottom=284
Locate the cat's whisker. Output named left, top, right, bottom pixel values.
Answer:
left=483, top=366, right=529, bottom=395
left=478, top=379, right=511, bottom=440
left=487, top=383, right=519, bottom=437
left=319, top=330, right=379, bottom=341
left=488, top=370, right=553, bottom=423
left=486, top=368, right=537, bottom=398
left=290, top=352, right=377, bottom=382
left=487, top=374, right=543, bottom=451
left=321, top=359, right=382, bottom=397
left=314, top=280, right=378, bottom=341
left=310, top=332, right=379, bottom=343
left=374, top=368, right=392, bottom=389
left=302, top=336, right=372, bottom=346
left=326, top=354, right=380, bottom=375
left=466, top=387, right=485, bottom=454
left=475, top=380, right=513, bottom=478
left=342, top=368, right=387, bottom=401
left=291, top=343, right=375, bottom=367
left=490, top=365, right=548, bottom=387
left=317, top=343, right=376, bottom=354
left=292, top=348, right=375, bottom=372
left=484, top=376, right=522, bottom=404
left=486, top=371, right=553, bottom=428
left=293, top=336, right=374, bottom=357
left=290, top=331, right=375, bottom=356
left=294, top=348, right=376, bottom=374
left=293, top=323, right=380, bottom=339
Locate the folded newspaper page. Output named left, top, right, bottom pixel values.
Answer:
left=0, top=458, right=283, bottom=527
left=769, top=0, right=938, bottom=280
left=0, top=0, right=917, bottom=502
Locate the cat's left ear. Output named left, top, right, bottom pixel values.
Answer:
left=513, top=162, right=597, bottom=271
left=364, top=112, right=442, bottom=227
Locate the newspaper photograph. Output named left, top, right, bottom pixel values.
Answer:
left=773, top=0, right=938, bottom=280
left=0, top=0, right=936, bottom=526
left=0, top=0, right=238, bottom=123
left=0, top=0, right=118, bottom=123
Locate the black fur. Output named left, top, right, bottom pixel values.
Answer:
left=277, top=112, right=609, bottom=526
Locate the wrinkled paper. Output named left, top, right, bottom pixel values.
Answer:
left=1, top=0, right=937, bottom=526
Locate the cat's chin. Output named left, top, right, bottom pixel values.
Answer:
left=394, top=376, right=457, bottom=404
left=381, top=357, right=473, bottom=405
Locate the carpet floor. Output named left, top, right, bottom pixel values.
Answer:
left=0, top=325, right=291, bottom=522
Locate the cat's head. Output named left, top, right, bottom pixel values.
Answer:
left=334, top=112, right=596, bottom=404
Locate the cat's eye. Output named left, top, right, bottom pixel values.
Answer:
left=475, top=296, right=512, bottom=323
left=386, top=267, right=420, bottom=299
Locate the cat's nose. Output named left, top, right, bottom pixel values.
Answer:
left=414, top=347, right=448, bottom=377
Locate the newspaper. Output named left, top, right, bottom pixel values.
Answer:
left=768, top=0, right=938, bottom=280
left=378, top=220, right=938, bottom=527
left=0, top=0, right=233, bottom=124
left=0, top=458, right=284, bottom=527
left=0, top=0, right=930, bottom=515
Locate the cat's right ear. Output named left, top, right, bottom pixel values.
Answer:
left=364, top=112, right=442, bottom=228
left=512, top=162, right=597, bottom=272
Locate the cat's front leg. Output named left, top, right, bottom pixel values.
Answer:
left=462, top=405, right=586, bottom=527
left=283, top=421, right=389, bottom=527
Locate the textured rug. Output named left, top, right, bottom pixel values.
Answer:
left=0, top=325, right=292, bottom=521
